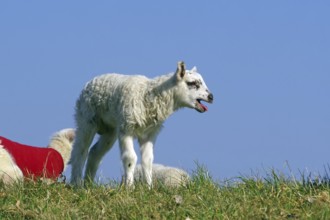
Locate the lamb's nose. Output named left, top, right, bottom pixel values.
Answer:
left=208, top=93, right=214, bottom=103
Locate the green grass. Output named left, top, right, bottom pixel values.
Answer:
left=1, top=166, right=330, bottom=219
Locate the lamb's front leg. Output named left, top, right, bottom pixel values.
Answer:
left=119, top=134, right=137, bottom=187
left=138, top=128, right=160, bottom=187
left=139, top=140, right=154, bottom=187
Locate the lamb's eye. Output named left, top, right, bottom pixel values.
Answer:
left=186, top=81, right=197, bottom=87
left=186, top=81, right=200, bottom=90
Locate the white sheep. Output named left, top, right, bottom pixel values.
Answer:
left=134, top=164, right=190, bottom=187
left=0, top=128, right=75, bottom=185
left=70, top=61, right=213, bottom=187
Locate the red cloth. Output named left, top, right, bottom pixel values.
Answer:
left=0, top=136, right=64, bottom=180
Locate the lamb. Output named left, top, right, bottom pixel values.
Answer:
left=0, top=128, right=75, bottom=185
left=134, top=164, right=190, bottom=187
left=70, top=61, right=213, bottom=187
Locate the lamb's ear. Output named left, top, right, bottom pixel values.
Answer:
left=176, top=61, right=186, bottom=80
left=191, top=66, right=198, bottom=72
left=65, top=129, right=76, bottom=143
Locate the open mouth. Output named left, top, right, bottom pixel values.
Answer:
left=195, top=99, right=209, bottom=113
left=194, top=93, right=213, bottom=113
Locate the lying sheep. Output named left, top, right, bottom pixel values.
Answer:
left=0, top=128, right=75, bottom=185
left=134, top=164, right=189, bottom=187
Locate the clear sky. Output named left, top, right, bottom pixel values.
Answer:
left=1, top=1, right=329, bottom=182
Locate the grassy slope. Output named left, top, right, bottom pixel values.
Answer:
left=1, top=167, right=330, bottom=219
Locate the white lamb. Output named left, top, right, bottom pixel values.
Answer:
left=70, top=61, right=213, bottom=187
left=0, top=128, right=75, bottom=185
left=134, top=164, right=190, bottom=187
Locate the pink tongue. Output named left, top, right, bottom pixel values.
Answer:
left=201, top=103, right=208, bottom=111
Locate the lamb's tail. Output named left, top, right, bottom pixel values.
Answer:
left=0, top=144, right=24, bottom=185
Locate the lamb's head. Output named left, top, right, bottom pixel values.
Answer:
left=48, top=128, right=75, bottom=167
left=175, top=61, right=213, bottom=113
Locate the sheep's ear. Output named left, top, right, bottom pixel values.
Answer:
left=191, top=66, right=198, bottom=72
left=176, top=61, right=186, bottom=80
left=66, top=129, right=76, bottom=142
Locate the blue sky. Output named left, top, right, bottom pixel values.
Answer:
left=1, top=1, right=329, bottom=182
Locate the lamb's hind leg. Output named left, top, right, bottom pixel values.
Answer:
left=84, top=129, right=117, bottom=183
left=70, top=126, right=96, bottom=186
left=119, top=133, right=137, bottom=187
